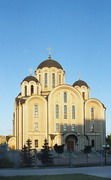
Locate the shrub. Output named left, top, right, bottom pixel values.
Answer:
left=0, top=158, right=13, bottom=168
left=37, top=139, right=54, bottom=166
left=20, top=139, right=35, bottom=167
left=54, top=144, right=64, bottom=155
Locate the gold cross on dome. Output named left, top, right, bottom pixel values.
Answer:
left=29, top=68, right=33, bottom=75
left=47, top=47, right=52, bottom=55
left=78, top=73, right=81, bottom=80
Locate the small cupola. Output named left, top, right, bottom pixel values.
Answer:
left=73, top=80, right=90, bottom=100
left=21, top=75, right=40, bottom=97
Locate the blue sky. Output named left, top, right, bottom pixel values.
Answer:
left=0, top=0, right=111, bottom=135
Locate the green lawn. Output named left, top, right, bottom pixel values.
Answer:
left=0, top=174, right=108, bottom=180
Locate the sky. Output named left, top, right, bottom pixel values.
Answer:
left=0, top=0, right=111, bottom=136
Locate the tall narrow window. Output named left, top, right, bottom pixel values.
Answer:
left=91, top=140, right=94, bottom=147
left=91, top=108, right=94, bottom=120
left=56, top=104, right=59, bottom=119
left=52, top=73, right=55, bottom=88
left=34, top=122, right=38, bottom=131
left=45, top=73, right=48, bottom=88
left=25, top=85, right=27, bottom=96
left=59, top=74, right=61, bottom=85
left=64, top=105, right=67, bottom=119
left=39, top=75, right=41, bottom=83
left=56, top=123, right=59, bottom=131
left=31, top=85, right=34, bottom=95
left=72, top=105, right=75, bottom=119
left=35, top=139, right=38, bottom=147
left=64, top=124, right=67, bottom=131
left=82, top=92, right=85, bottom=99
left=72, top=124, right=76, bottom=131
left=34, top=105, right=38, bottom=118
left=91, top=124, right=94, bottom=132
left=64, top=92, right=67, bottom=103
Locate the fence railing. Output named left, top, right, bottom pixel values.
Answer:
left=0, top=149, right=111, bottom=168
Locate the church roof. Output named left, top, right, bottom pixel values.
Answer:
left=21, top=76, right=39, bottom=84
left=37, top=56, right=63, bottom=70
left=15, top=97, right=26, bottom=105
left=73, top=80, right=89, bottom=88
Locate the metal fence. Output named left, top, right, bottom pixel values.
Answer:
left=53, top=151, right=111, bottom=167
left=0, top=149, right=111, bottom=167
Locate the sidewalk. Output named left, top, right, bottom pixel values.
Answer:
left=0, top=166, right=111, bottom=179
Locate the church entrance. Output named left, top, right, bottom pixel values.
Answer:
left=65, top=135, right=78, bottom=151
left=67, top=141, right=74, bottom=151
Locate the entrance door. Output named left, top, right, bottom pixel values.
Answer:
left=67, top=141, right=74, bottom=151
left=66, top=135, right=77, bottom=151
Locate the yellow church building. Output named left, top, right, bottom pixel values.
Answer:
left=13, top=55, right=106, bottom=151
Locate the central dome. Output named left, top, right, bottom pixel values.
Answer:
left=37, top=56, right=63, bottom=70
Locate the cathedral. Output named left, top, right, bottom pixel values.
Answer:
left=13, top=55, right=106, bottom=151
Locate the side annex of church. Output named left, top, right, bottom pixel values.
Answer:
left=13, top=55, right=106, bottom=151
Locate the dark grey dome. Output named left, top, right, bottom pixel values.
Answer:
left=73, top=80, right=89, bottom=88
left=21, top=76, right=39, bottom=84
left=37, top=57, right=63, bottom=70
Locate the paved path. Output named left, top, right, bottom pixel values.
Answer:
left=0, top=166, right=111, bottom=179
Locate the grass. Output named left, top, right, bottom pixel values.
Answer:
left=0, top=174, right=108, bottom=180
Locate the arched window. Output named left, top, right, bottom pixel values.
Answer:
left=64, top=123, right=67, bottom=131
left=82, top=92, right=85, bottom=99
left=64, top=105, right=67, bottom=119
left=52, top=73, right=55, bottom=88
left=45, top=73, right=48, bottom=88
left=56, top=104, right=59, bottom=119
left=72, top=124, right=75, bottom=131
left=31, top=85, right=34, bottom=95
left=91, top=140, right=94, bottom=147
left=91, top=124, right=94, bottom=132
left=64, top=92, right=67, bottom=103
left=34, top=122, right=38, bottom=131
left=91, top=108, right=94, bottom=120
left=56, top=123, right=59, bottom=131
left=34, top=105, right=38, bottom=118
left=24, top=85, right=27, bottom=96
left=59, top=74, right=61, bottom=85
left=39, top=75, right=41, bottom=83
left=72, top=105, right=75, bottom=119
left=35, top=139, right=38, bottom=147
